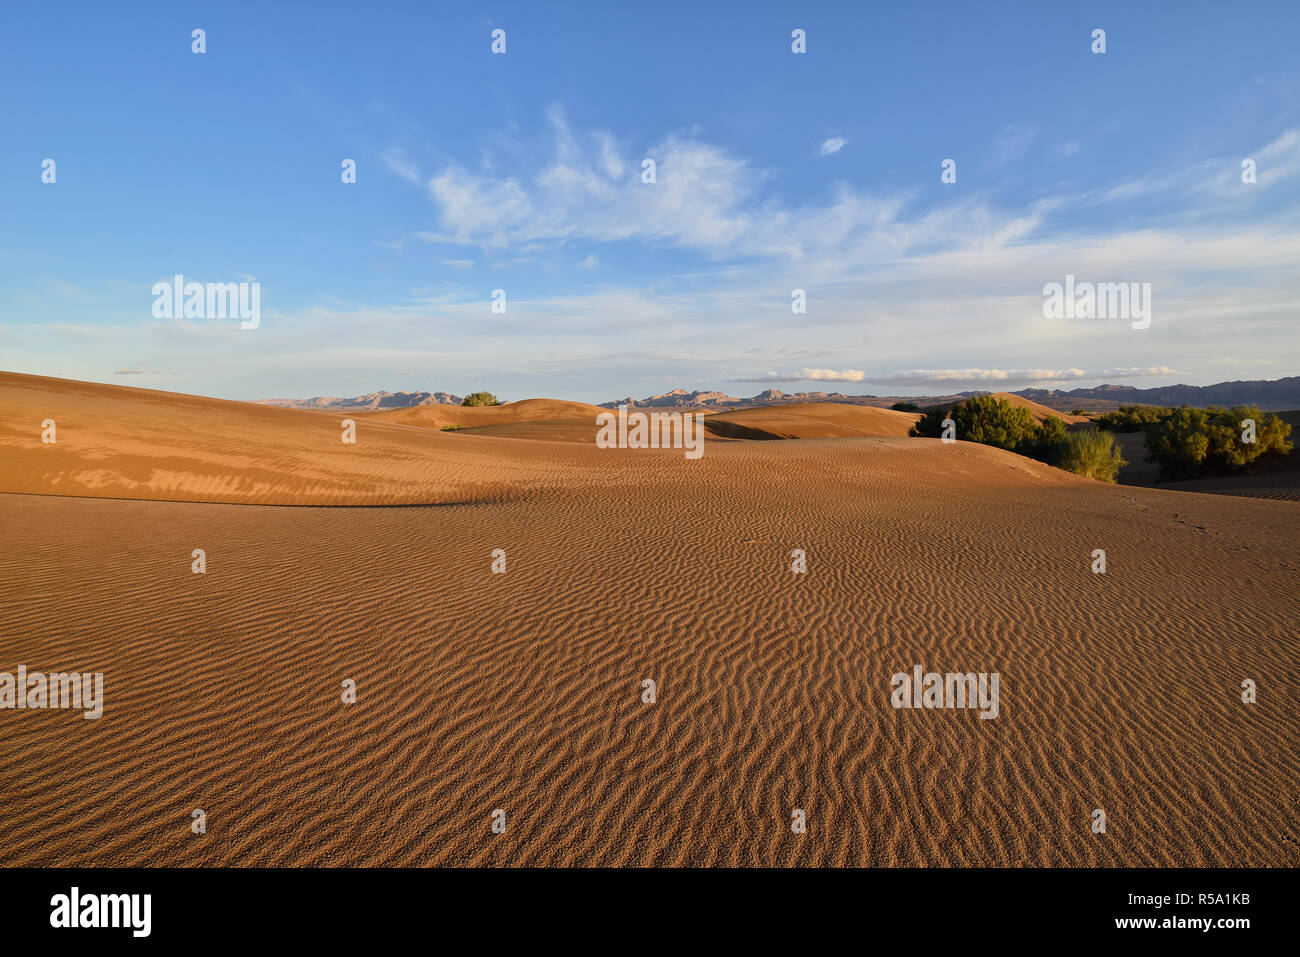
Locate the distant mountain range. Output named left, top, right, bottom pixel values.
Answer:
left=1014, top=377, right=1300, bottom=409
left=601, top=378, right=1300, bottom=413
left=257, top=390, right=463, bottom=411
left=254, top=390, right=462, bottom=410
left=599, top=387, right=994, bottom=410
left=256, top=377, right=1300, bottom=414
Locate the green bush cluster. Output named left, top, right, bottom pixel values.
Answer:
left=908, top=396, right=1291, bottom=484
left=461, top=391, right=502, bottom=407
left=889, top=401, right=920, bottom=412
left=910, top=395, right=1037, bottom=450
left=1056, top=429, right=1127, bottom=482
left=1146, top=405, right=1291, bottom=480
left=1024, top=414, right=1067, bottom=463
left=1096, top=404, right=1171, bottom=432
left=910, top=396, right=1126, bottom=482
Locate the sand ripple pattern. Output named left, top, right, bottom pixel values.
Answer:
left=1, top=437, right=1297, bottom=866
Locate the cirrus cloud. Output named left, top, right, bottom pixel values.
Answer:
left=737, top=368, right=866, bottom=383
left=736, top=367, right=1183, bottom=387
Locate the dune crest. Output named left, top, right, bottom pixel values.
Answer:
left=366, top=397, right=609, bottom=431
left=984, top=392, right=1090, bottom=425
left=704, top=403, right=920, bottom=440
left=0, top=372, right=1081, bottom=505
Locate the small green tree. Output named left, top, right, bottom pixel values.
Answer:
left=951, top=395, right=1039, bottom=450
left=890, top=401, right=920, bottom=412
left=1145, top=404, right=1293, bottom=480
left=909, top=407, right=950, bottom=438
left=461, top=391, right=502, bottom=407
left=1251, top=407, right=1294, bottom=456
left=1038, top=415, right=1067, bottom=446
left=1206, top=405, right=1291, bottom=468
left=909, top=396, right=1038, bottom=451
left=1145, top=406, right=1211, bottom=479
left=1057, top=430, right=1126, bottom=482
left=1023, top=415, right=1068, bottom=465
left=1097, top=404, right=1171, bottom=432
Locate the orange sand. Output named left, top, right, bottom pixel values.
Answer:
left=0, top=372, right=1296, bottom=866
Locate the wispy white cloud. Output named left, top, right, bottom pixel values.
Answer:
left=819, top=137, right=848, bottom=157
left=736, top=367, right=1186, bottom=388
left=20, top=112, right=1286, bottom=404
left=739, top=368, right=866, bottom=383
left=859, top=367, right=1183, bottom=387
left=381, top=147, right=421, bottom=184
left=1092, top=128, right=1300, bottom=204
left=985, top=125, right=1036, bottom=168
left=395, top=113, right=1300, bottom=326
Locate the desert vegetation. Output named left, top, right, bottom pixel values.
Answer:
left=910, top=395, right=1126, bottom=482
left=1145, top=404, right=1292, bottom=480
left=1056, top=429, right=1127, bottom=482
left=1095, top=403, right=1293, bottom=480
left=1096, top=404, right=1172, bottom=432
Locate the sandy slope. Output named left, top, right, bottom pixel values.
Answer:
left=366, top=398, right=608, bottom=431
left=448, top=403, right=922, bottom=445
left=986, top=392, right=1090, bottom=425
left=703, top=403, right=920, bottom=440
left=0, top=373, right=1297, bottom=867
left=0, top=372, right=613, bottom=505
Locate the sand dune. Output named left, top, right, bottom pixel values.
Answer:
left=439, top=418, right=629, bottom=444
left=1, top=372, right=1297, bottom=867
left=454, top=403, right=922, bottom=445
left=366, top=397, right=608, bottom=431
left=703, top=403, right=920, bottom=440
left=0, top=372, right=1060, bottom=503
left=0, top=372, right=611, bottom=506
left=987, top=392, right=1091, bottom=425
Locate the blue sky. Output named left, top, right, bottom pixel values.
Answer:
left=2, top=0, right=1298, bottom=402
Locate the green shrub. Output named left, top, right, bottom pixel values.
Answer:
left=1096, top=404, right=1171, bottom=432
left=953, top=395, right=1039, bottom=450
left=1146, top=407, right=1209, bottom=479
left=1068, top=408, right=1088, bottom=416
left=1022, top=415, right=1068, bottom=466
left=908, top=397, right=1126, bottom=482
left=908, top=395, right=1039, bottom=452
left=890, top=401, right=920, bottom=412
left=1146, top=404, right=1292, bottom=480
left=1057, top=429, right=1126, bottom=482
left=461, top=391, right=502, bottom=407
left=1210, top=404, right=1292, bottom=467
left=909, top=407, right=950, bottom=438
left=440, top=424, right=464, bottom=432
